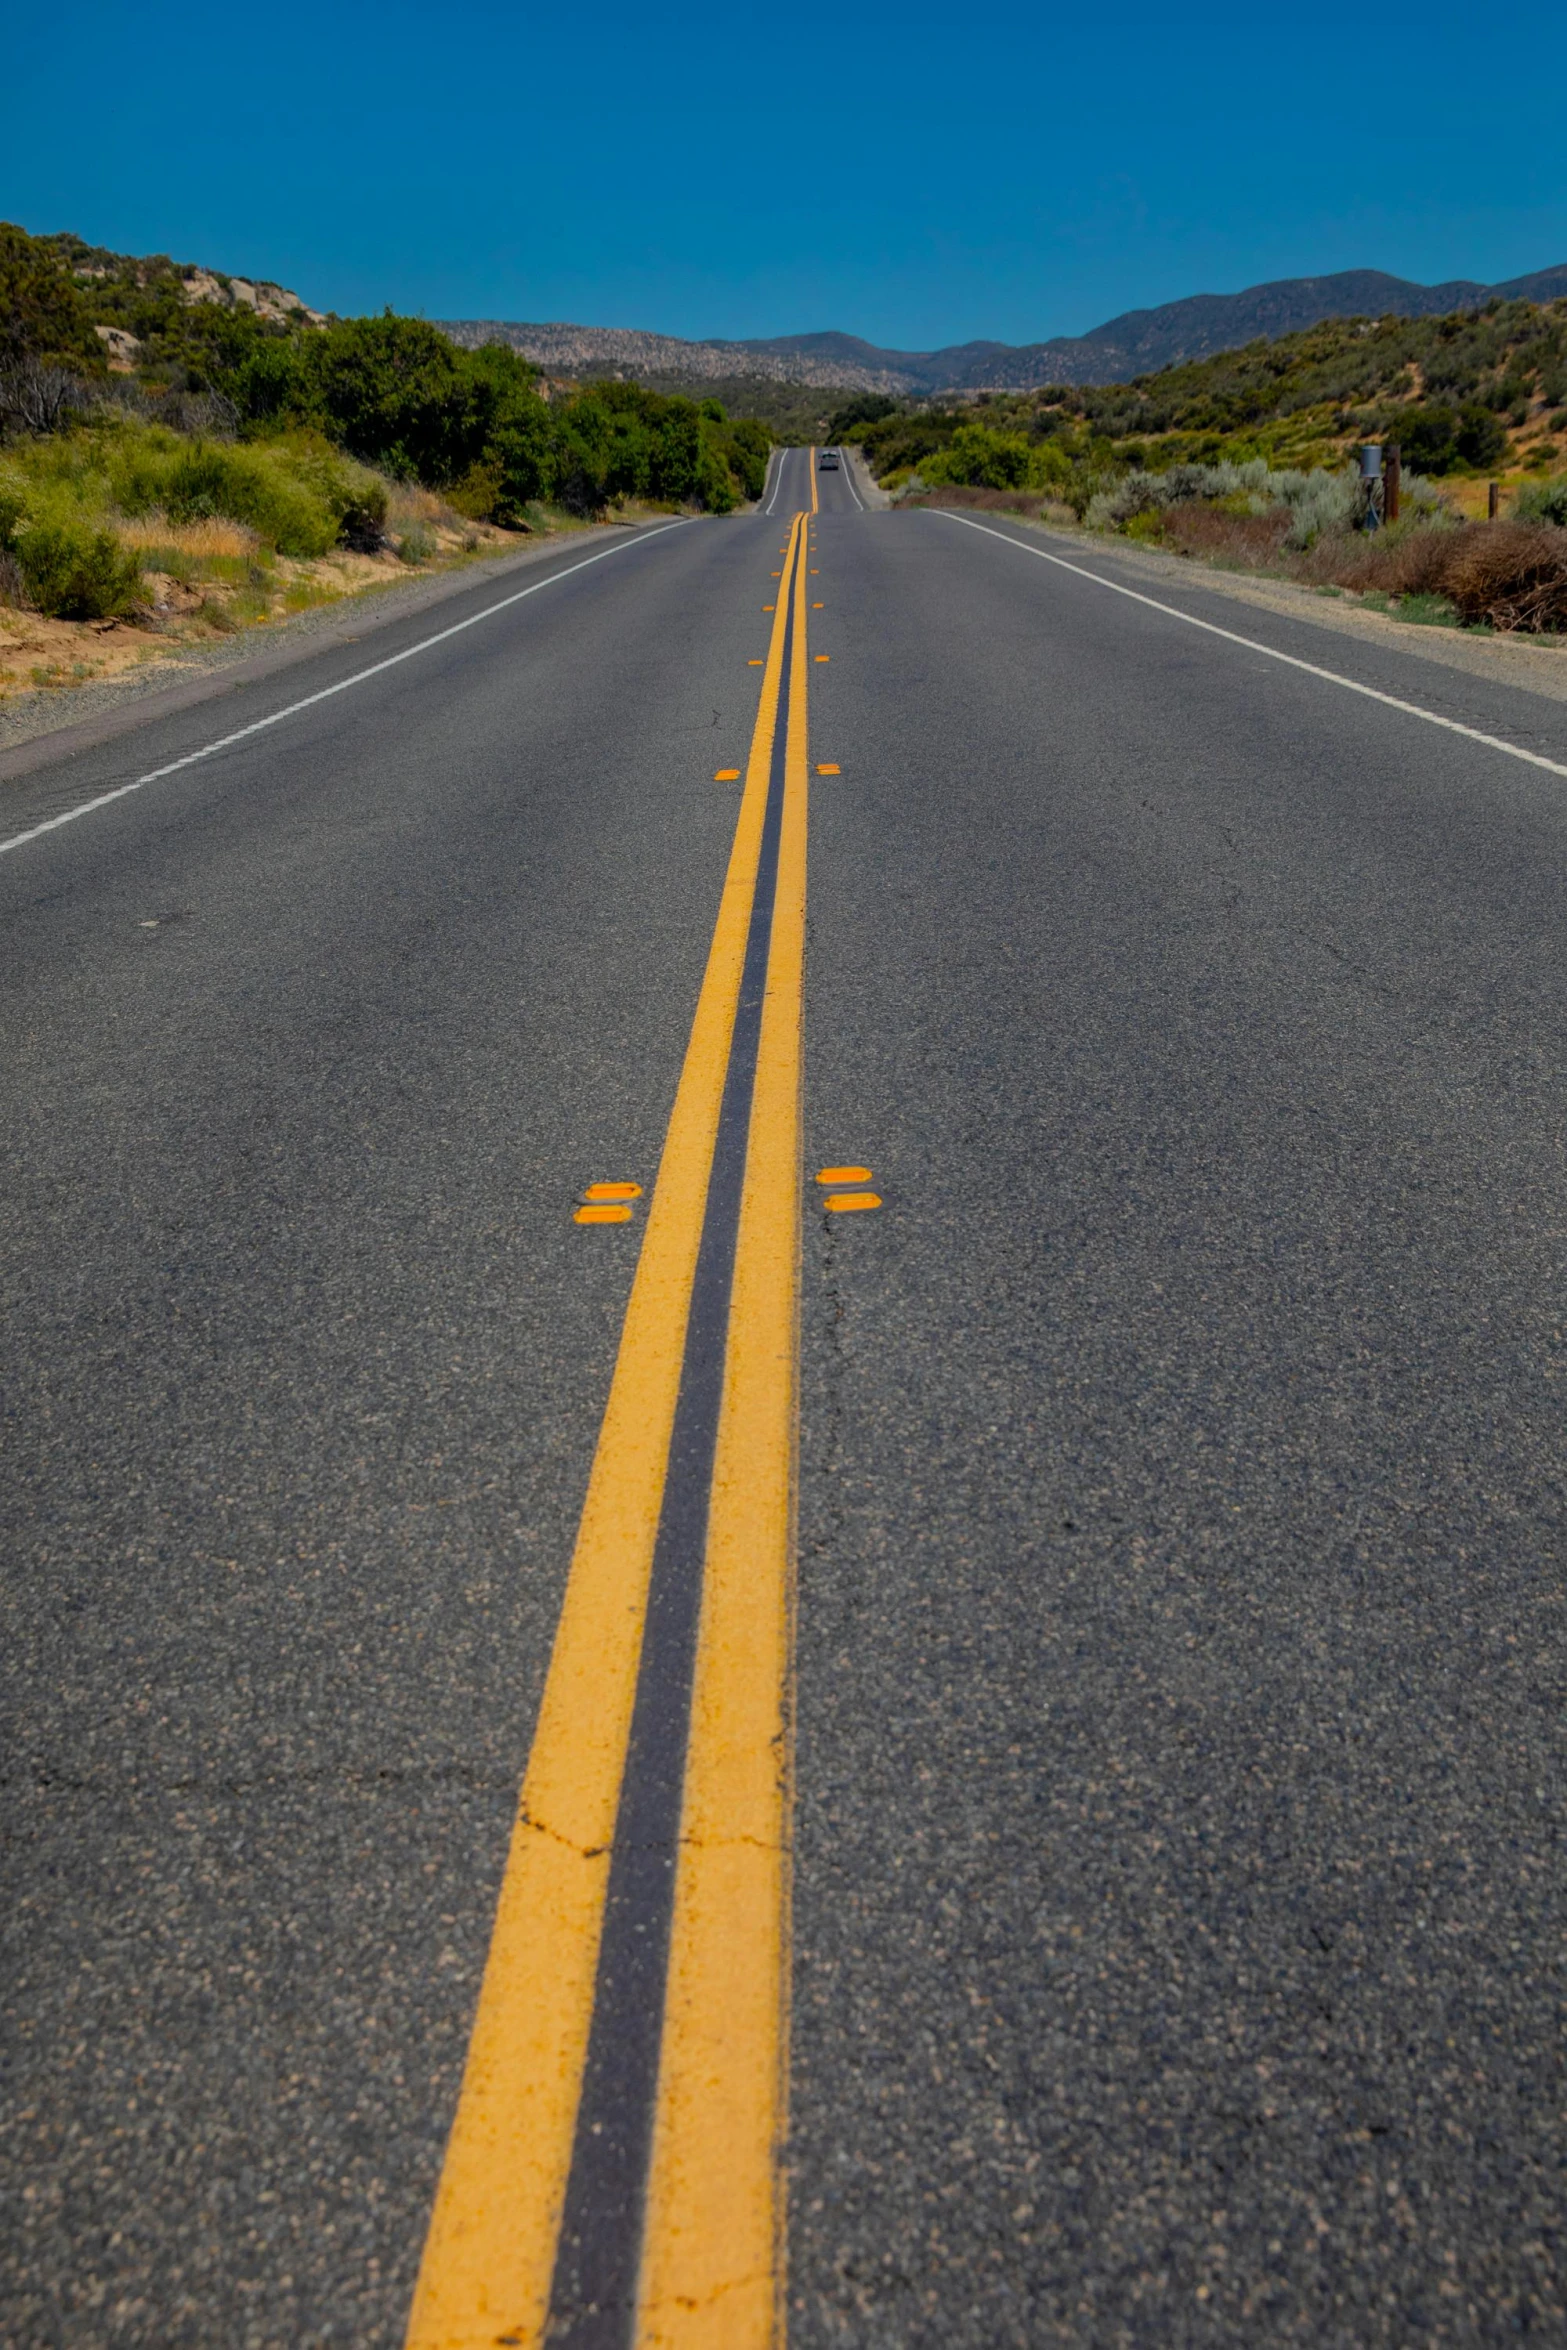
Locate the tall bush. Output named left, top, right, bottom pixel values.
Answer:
left=0, top=222, right=105, bottom=373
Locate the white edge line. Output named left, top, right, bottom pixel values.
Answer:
left=934, top=510, right=1567, bottom=783
left=0, top=522, right=690, bottom=860
left=838, top=447, right=865, bottom=513
left=762, top=450, right=784, bottom=516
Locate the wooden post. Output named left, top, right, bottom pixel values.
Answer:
left=1488, top=481, right=1501, bottom=520
left=1384, top=442, right=1401, bottom=526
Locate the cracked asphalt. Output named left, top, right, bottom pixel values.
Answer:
left=7, top=466, right=1567, bottom=2343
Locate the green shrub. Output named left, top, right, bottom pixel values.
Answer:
left=1396, top=404, right=1461, bottom=473
left=923, top=424, right=1038, bottom=491
left=0, top=221, right=106, bottom=372
left=11, top=517, right=141, bottom=617
left=708, top=413, right=770, bottom=501
left=160, top=445, right=337, bottom=554
left=228, top=315, right=556, bottom=521
left=1456, top=402, right=1508, bottom=468
left=1515, top=477, right=1567, bottom=527
left=447, top=461, right=504, bottom=521
left=543, top=381, right=750, bottom=513
left=827, top=393, right=899, bottom=440
left=100, top=428, right=387, bottom=556
left=1391, top=401, right=1507, bottom=475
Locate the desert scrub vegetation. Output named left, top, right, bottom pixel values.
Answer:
left=1, top=224, right=775, bottom=537
left=0, top=229, right=780, bottom=630
left=1078, top=458, right=1567, bottom=633
left=1302, top=519, right=1567, bottom=633
left=0, top=419, right=391, bottom=616
left=1084, top=456, right=1444, bottom=545
left=849, top=293, right=1567, bottom=503
left=844, top=309, right=1567, bottom=638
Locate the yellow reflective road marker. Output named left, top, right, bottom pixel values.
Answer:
left=748, top=659, right=765, bottom=667
left=814, top=656, right=830, bottom=664
left=715, top=769, right=741, bottom=782
left=817, top=1164, right=881, bottom=1213
left=576, top=1181, right=643, bottom=1224
left=406, top=510, right=809, bottom=2350
left=814, top=764, right=839, bottom=776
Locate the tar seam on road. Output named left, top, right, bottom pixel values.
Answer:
left=545, top=529, right=796, bottom=2347
left=933, top=509, right=1567, bottom=783
left=0, top=522, right=689, bottom=862
left=633, top=478, right=808, bottom=2349
left=406, top=508, right=809, bottom=2350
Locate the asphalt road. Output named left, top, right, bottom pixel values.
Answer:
left=6, top=441, right=1567, bottom=2345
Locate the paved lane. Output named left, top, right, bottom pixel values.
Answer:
left=794, top=504, right=1567, bottom=2346
left=0, top=511, right=782, bottom=2345
left=5, top=450, right=1567, bottom=2346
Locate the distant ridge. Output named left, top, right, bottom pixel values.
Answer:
left=441, top=263, right=1567, bottom=395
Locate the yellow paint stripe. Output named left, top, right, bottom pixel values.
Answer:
left=405, top=509, right=808, bottom=2350
left=634, top=471, right=810, bottom=2347
left=809, top=447, right=819, bottom=517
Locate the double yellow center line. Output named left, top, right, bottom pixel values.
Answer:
left=406, top=504, right=813, bottom=2349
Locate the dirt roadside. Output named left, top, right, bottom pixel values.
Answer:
left=979, top=511, right=1567, bottom=708
left=0, top=521, right=670, bottom=786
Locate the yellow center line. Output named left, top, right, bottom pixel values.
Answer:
left=405, top=509, right=809, bottom=2350
left=809, top=447, right=819, bottom=517
left=634, top=477, right=810, bottom=2349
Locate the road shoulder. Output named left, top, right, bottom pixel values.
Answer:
left=1000, top=512, right=1567, bottom=707
left=0, top=524, right=653, bottom=787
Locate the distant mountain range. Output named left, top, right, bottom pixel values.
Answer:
left=441, top=264, right=1567, bottom=395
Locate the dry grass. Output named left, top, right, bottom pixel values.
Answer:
left=904, top=484, right=1068, bottom=521
left=385, top=481, right=457, bottom=532
left=1293, top=525, right=1457, bottom=598
left=1161, top=504, right=1294, bottom=564
left=112, top=515, right=260, bottom=560
left=1439, top=523, right=1567, bottom=631
left=1290, top=519, right=1567, bottom=631
left=1124, top=498, right=1567, bottom=638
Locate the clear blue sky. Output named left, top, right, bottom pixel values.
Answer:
left=9, top=1, right=1567, bottom=351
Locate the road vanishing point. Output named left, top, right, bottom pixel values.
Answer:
left=6, top=444, right=1567, bottom=2345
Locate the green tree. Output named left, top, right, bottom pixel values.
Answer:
left=827, top=393, right=899, bottom=440
left=0, top=221, right=104, bottom=373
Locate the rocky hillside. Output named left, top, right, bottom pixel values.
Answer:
left=443, top=263, right=1567, bottom=396
left=40, top=232, right=326, bottom=343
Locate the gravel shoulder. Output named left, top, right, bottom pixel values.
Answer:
left=0, top=523, right=641, bottom=783
left=997, top=510, right=1567, bottom=706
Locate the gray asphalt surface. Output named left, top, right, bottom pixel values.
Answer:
left=6, top=441, right=1567, bottom=2343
